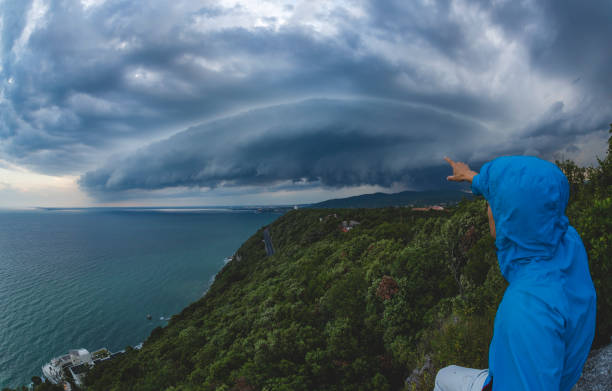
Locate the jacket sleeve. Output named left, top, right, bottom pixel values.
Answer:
left=471, top=161, right=491, bottom=198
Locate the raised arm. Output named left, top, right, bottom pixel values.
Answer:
left=444, top=157, right=478, bottom=183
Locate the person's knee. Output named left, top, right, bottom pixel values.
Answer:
left=435, top=365, right=460, bottom=391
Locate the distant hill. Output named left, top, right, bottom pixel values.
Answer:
left=309, top=189, right=473, bottom=208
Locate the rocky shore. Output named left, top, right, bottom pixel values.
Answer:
left=573, top=342, right=612, bottom=391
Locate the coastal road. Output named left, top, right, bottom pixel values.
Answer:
left=263, top=228, right=275, bottom=256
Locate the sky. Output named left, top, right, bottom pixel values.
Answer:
left=0, top=0, right=610, bottom=207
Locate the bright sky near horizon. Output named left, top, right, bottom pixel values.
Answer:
left=1, top=0, right=611, bottom=207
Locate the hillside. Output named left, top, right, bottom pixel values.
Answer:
left=310, top=190, right=472, bottom=209
left=82, top=204, right=498, bottom=391
left=13, top=128, right=611, bottom=391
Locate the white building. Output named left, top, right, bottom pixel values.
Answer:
left=69, top=349, right=92, bottom=366
left=42, top=348, right=94, bottom=385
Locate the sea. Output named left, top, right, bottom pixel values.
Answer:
left=0, top=208, right=280, bottom=388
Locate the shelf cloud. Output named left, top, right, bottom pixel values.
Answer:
left=79, top=98, right=493, bottom=196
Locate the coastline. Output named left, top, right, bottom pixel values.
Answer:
left=0, top=209, right=280, bottom=388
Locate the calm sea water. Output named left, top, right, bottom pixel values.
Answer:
left=0, top=208, right=279, bottom=387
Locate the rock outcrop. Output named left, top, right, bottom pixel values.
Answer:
left=573, top=342, right=612, bottom=391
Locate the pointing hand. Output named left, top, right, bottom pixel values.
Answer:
left=444, top=157, right=477, bottom=183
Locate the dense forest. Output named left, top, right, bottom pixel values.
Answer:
left=8, top=126, right=611, bottom=391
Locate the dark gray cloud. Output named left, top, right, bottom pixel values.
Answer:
left=1, top=0, right=610, bottom=202
left=79, top=98, right=490, bottom=196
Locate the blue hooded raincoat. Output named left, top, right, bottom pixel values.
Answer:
left=471, top=156, right=596, bottom=391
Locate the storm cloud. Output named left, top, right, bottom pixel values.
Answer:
left=79, top=98, right=493, bottom=196
left=1, top=0, right=611, bottom=202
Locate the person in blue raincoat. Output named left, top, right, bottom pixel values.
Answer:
left=434, top=156, right=597, bottom=391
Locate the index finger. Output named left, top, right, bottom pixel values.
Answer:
left=444, top=157, right=454, bottom=166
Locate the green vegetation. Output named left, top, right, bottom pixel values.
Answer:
left=10, top=127, right=610, bottom=391
left=86, top=205, right=499, bottom=391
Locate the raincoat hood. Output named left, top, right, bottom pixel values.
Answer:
left=471, top=156, right=570, bottom=281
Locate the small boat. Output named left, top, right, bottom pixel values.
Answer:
left=146, top=314, right=152, bottom=320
